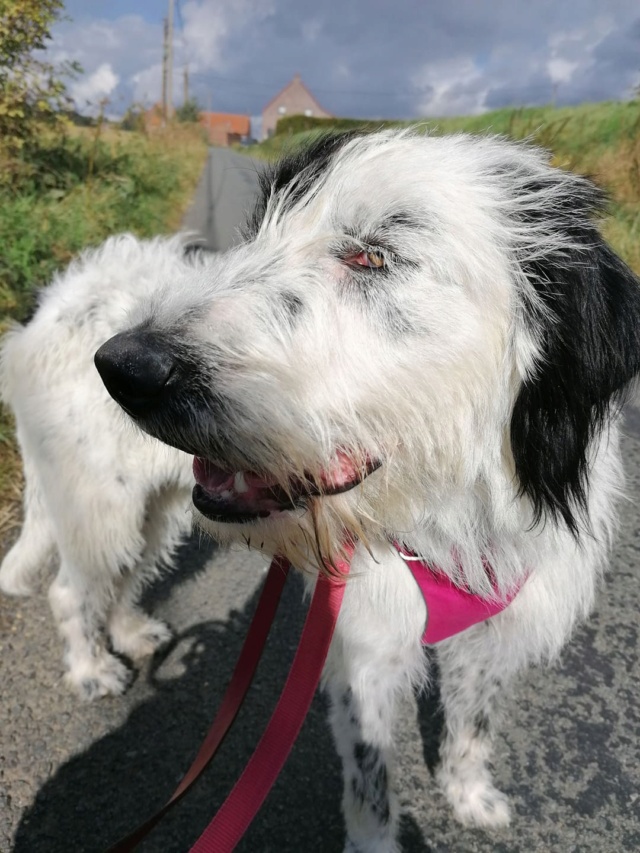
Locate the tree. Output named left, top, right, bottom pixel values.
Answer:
left=175, top=98, right=201, bottom=123
left=0, top=0, right=79, bottom=164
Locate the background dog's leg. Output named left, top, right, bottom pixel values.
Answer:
left=48, top=559, right=134, bottom=700
left=435, top=628, right=512, bottom=828
left=108, top=486, right=189, bottom=659
left=324, top=548, right=427, bottom=853
left=0, top=453, right=55, bottom=596
left=44, top=493, right=152, bottom=700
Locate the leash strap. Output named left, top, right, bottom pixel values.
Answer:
left=189, top=563, right=348, bottom=852
left=107, top=555, right=291, bottom=853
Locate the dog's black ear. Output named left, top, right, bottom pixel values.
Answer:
left=511, top=188, right=640, bottom=535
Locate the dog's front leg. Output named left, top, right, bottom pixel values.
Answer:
left=322, top=546, right=427, bottom=853
left=435, top=627, right=513, bottom=828
left=325, top=675, right=400, bottom=853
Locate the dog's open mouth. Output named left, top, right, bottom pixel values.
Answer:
left=192, top=451, right=380, bottom=523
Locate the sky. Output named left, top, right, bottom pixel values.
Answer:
left=50, top=0, right=640, bottom=132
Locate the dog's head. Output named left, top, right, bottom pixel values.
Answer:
left=95, top=131, right=640, bottom=566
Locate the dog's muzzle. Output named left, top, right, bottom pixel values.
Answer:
left=95, top=330, right=176, bottom=417
left=96, top=330, right=382, bottom=525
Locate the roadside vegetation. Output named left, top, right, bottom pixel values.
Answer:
left=0, top=124, right=208, bottom=325
left=0, top=2, right=208, bottom=544
left=246, top=99, right=640, bottom=272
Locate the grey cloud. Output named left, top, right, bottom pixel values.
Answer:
left=52, top=0, right=640, bottom=121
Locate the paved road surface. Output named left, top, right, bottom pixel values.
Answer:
left=1, top=147, right=639, bottom=853
left=182, top=146, right=262, bottom=251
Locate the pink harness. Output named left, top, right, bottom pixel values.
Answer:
left=394, top=543, right=522, bottom=643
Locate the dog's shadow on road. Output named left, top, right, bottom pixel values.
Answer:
left=12, top=542, right=434, bottom=853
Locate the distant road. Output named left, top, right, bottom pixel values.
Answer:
left=182, top=147, right=263, bottom=251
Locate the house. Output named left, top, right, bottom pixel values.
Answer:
left=199, top=112, right=251, bottom=147
left=262, top=74, right=332, bottom=140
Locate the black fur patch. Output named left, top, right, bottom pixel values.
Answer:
left=473, top=711, right=491, bottom=738
left=245, top=132, right=361, bottom=237
left=510, top=175, right=640, bottom=534
left=279, top=290, right=305, bottom=323
left=351, top=742, right=391, bottom=825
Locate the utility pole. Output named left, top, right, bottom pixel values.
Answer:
left=162, top=17, right=168, bottom=122
left=167, top=0, right=174, bottom=120
left=183, top=64, right=189, bottom=105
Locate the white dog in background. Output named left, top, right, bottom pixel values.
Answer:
left=95, top=131, right=640, bottom=850
left=0, top=236, right=196, bottom=700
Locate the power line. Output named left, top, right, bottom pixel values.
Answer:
left=187, top=70, right=421, bottom=100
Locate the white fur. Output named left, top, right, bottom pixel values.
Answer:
left=0, top=235, right=195, bottom=699
left=97, top=131, right=634, bottom=850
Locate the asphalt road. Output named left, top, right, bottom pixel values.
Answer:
left=182, top=146, right=263, bottom=251
left=1, top=147, right=639, bottom=853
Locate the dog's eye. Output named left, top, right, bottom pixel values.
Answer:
left=345, top=250, right=386, bottom=270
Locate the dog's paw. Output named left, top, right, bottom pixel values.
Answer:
left=109, top=612, right=173, bottom=661
left=65, top=653, right=134, bottom=701
left=437, top=766, right=511, bottom=828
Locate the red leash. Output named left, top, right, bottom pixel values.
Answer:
left=106, top=554, right=348, bottom=852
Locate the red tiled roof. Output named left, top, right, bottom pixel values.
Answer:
left=199, top=112, right=251, bottom=135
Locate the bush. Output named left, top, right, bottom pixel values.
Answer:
left=120, top=106, right=147, bottom=133
left=0, top=0, right=79, bottom=182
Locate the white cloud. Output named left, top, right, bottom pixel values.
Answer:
left=51, top=1, right=275, bottom=114
left=71, top=62, right=119, bottom=108
left=547, top=58, right=578, bottom=84
left=412, top=58, right=486, bottom=116
left=51, top=14, right=161, bottom=110
left=130, top=63, right=163, bottom=107
left=174, top=0, right=275, bottom=74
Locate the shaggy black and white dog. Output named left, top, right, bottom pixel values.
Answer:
left=93, top=130, right=639, bottom=851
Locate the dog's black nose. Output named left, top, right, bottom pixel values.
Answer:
left=95, top=330, right=176, bottom=416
